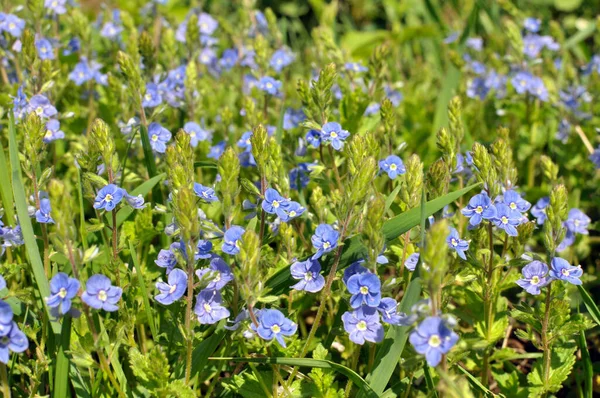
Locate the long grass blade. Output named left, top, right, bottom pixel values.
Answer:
left=129, top=241, right=157, bottom=339
left=577, top=285, right=600, bottom=326
left=0, top=139, right=15, bottom=226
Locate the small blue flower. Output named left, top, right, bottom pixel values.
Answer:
left=69, top=61, right=94, bottom=86
left=148, top=122, right=171, bottom=153
left=443, top=32, right=459, bottom=44
left=3, top=14, right=26, bottom=38
left=224, top=310, right=249, bottom=331
left=219, top=48, right=239, bottom=70
left=305, top=130, right=322, bottom=148
left=531, top=197, right=549, bottom=225
left=81, top=274, right=122, bottom=312
left=252, top=309, right=297, bottom=347
left=183, top=122, right=211, bottom=147
left=194, top=289, right=230, bottom=324
left=549, top=257, right=582, bottom=285
left=195, top=256, right=234, bottom=290
left=194, top=240, right=213, bottom=260
left=461, top=192, right=497, bottom=226
left=208, top=141, right=226, bottom=160
left=142, top=83, right=163, bottom=108
left=198, top=47, right=217, bottom=66
left=409, top=316, right=458, bottom=367
left=270, top=48, right=295, bottom=72
left=100, top=21, right=122, bottom=39
left=43, top=119, right=65, bottom=144
left=36, top=37, right=54, bottom=60
left=258, top=76, right=282, bottom=96
left=590, top=147, right=600, bottom=169
left=155, top=268, right=187, bottom=305
left=11, top=86, right=28, bottom=120
left=524, top=17, right=541, bottom=33
left=290, top=258, right=325, bottom=293
left=281, top=201, right=305, bottom=222
left=379, top=155, right=406, bottom=179
left=283, top=108, right=306, bottom=130
left=198, top=12, right=218, bottom=35
left=63, top=38, right=80, bottom=55
left=0, top=322, right=28, bottom=364
left=565, top=208, right=590, bottom=235
left=27, top=95, right=57, bottom=118
left=261, top=188, right=290, bottom=219
left=0, top=301, right=13, bottom=336
left=311, top=224, right=339, bottom=260
left=377, top=298, right=410, bottom=325
left=342, top=305, right=384, bottom=345
left=193, top=183, right=219, bottom=202
left=345, top=62, right=368, bottom=73
left=222, top=226, right=244, bottom=255
left=0, top=276, right=5, bottom=291
left=46, top=273, right=80, bottom=314
left=516, top=261, right=549, bottom=295
left=405, top=253, right=420, bottom=271
left=500, top=190, right=531, bottom=213
left=124, top=193, right=146, bottom=209
left=35, top=195, right=54, bottom=224
left=155, top=248, right=177, bottom=273
left=446, top=228, right=469, bottom=260
left=343, top=261, right=369, bottom=285
left=556, top=119, right=571, bottom=143
left=321, top=122, right=350, bottom=150
left=492, top=203, right=522, bottom=236
left=290, top=163, right=313, bottom=190
left=466, top=37, right=483, bottom=51
left=346, top=273, right=381, bottom=309
left=93, top=184, right=125, bottom=211
left=45, top=0, right=67, bottom=14
left=557, top=230, right=576, bottom=253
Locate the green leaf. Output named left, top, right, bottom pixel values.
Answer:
left=129, top=241, right=157, bottom=339
left=193, top=160, right=218, bottom=169
left=577, top=285, right=600, bottom=326
left=210, top=356, right=379, bottom=398
left=190, top=322, right=226, bottom=378
left=527, top=345, right=577, bottom=397
left=579, top=331, right=593, bottom=398
left=457, top=365, right=497, bottom=397
left=139, top=124, right=164, bottom=204
left=265, top=183, right=480, bottom=296
left=361, top=277, right=422, bottom=396
left=54, top=316, right=73, bottom=398
left=0, top=138, right=15, bottom=226
left=563, top=20, right=596, bottom=50
left=554, top=0, right=583, bottom=11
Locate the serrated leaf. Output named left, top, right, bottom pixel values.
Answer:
left=527, top=345, right=576, bottom=397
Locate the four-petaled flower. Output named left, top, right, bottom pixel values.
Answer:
left=194, top=183, right=219, bottom=202
left=81, top=274, right=123, bottom=312
left=377, top=298, right=409, bottom=325
left=549, top=257, right=582, bottom=285
left=155, top=268, right=187, bottom=305
left=409, top=316, right=458, bottom=367
left=311, top=224, right=339, bottom=259
left=258, top=76, right=282, bottom=96
left=290, top=258, right=325, bottom=293
left=35, top=195, right=54, bottom=224
left=148, top=122, right=172, bottom=153
left=379, top=155, right=406, bottom=179
left=0, top=321, right=28, bottom=365
left=565, top=209, right=590, bottom=235
left=492, top=203, right=522, bottom=236
left=93, top=184, right=125, bottom=211
left=461, top=192, right=497, bottom=226
left=46, top=273, right=80, bottom=315
left=320, top=122, right=350, bottom=150
left=142, top=83, right=163, bottom=108
left=531, top=197, right=549, bottom=225
left=252, top=309, right=297, bottom=347
left=446, top=228, right=469, bottom=260
left=346, top=273, right=382, bottom=308
left=516, top=261, right=549, bottom=295
left=261, top=188, right=290, bottom=218
left=0, top=302, right=14, bottom=337
left=222, top=226, right=244, bottom=255
left=342, top=305, right=384, bottom=345
left=194, top=289, right=230, bottom=324
left=196, top=256, right=234, bottom=290
left=500, top=190, right=531, bottom=213
left=405, top=253, right=420, bottom=271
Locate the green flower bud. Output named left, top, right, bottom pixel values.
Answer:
left=491, top=137, right=517, bottom=188
left=471, top=142, right=499, bottom=197
left=251, top=125, right=269, bottom=174
left=117, top=51, right=143, bottom=105
left=90, top=119, right=119, bottom=181
left=186, top=13, right=199, bottom=46
left=403, top=154, right=424, bottom=209
left=217, top=147, right=240, bottom=226
left=426, top=159, right=451, bottom=200
left=436, top=127, right=456, bottom=173
left=139, top=31, right=157, bottom=76
left=423, top=219, right=449, bottom=297
left=310, top=186, right=329, bottom=223
left=22, top=112, right=45, bottom=168
left=448, top=96, right=464, bottom=145
left=544, top=184, right=568, bottom=254
left=21, top=29, right=36, bottom=66
left=159, top=28, right=177, bottom=69
left=363, top=194, right=386, bottom=269
left=238, top=230, right=262, bottom=304
left=540, top=155, right=559, bottom=184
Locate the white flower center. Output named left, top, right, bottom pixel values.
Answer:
left=360, top=286, right=369, bottom=295
left=272, top=200, right=280, bottom=208
left=501, top=216, right=508, bottom=224
left=58, top=287, right=67, bottom=298
left=203, top=303, right=212, bottom=312
left=266, top=83, right=273, bottom=89
left=151, top=134, right=159, bottom=142
left=451, top=238, right=457, bottom=247
left=169, top=284, right=177, bottom=294
left=271, top=324, right=281, bottom=333
left=105, top=193, right=113, bottom=202
left=45, top=130, right=53, bottom=139
left=531, top=276, right=540, bottom=285
left=304, top=272, right=313, bottom=281
left=475, top=205, right=483, bottom=214
left=98, top=290, right=107, bottom=302
left=509, top=202, right=517, bottom=210
left=145, top=94, right=152, bottom=101
left=561, top=268, right=570, bottom=276
left=36, top=106, right=44, bottom=115
left=356, top=320, right=367, bottom=331
left=330, top=131, right=338, bottom=138
left=322, top=241, right=330, bottom=249
left=574, top=220, right=580, bottom=226
left=428, top=334, right=441, bottom=347
left=390, top=163, right=397, bottom=171
left=289, top=211, right=296, bottom=217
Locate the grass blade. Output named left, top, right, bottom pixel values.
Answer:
left=457, top=365, right=496, bottom=397
left=190, top=323, right=227, bottom=378
left=138, top=124, right=164, bottom=204
left=0, top=139, right=15, bottom=226
left=54, top=316, right=72, bottom=398
left=129, top=241, right=157, bottom=339
left=210, top=356, right=379, bottom=398
left=578, top=331, right=592, bottom=398
left=361, top=277, right=422, bottom=396
left=577, top=285, right=600, bottom=326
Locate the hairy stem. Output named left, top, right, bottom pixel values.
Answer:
left=184, top=251, right=196, bottom=385
left=541, top=282, right=553, bottom=386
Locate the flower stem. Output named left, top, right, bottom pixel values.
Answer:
left=184, top=252, right=196, bottom=385
left=1, top=363, right=10, bottom=398
left=574, top=125, right=595, bottom=155
left=481, top=222, right=495, bottom=387
left=541, top=281, right=553, bottom=386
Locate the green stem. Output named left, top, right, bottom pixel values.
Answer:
left=184, top=250, right=196, bottom=385
left=481, top=222, right=495, bottom=387
left=1, top=363, right=10, bottom=398
left=541, top=282, right=553, bottom=386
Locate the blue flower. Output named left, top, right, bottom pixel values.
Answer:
left=63, top=37, right=80, bottom=55
left=377, top=298, right=410, bottom=325
left=100, top=21, right=122, bottom=39
left=69, top=61, right=94, bottom=86
left=311, top=224, right=339, bottom=259
left=155, top=248, right=177, bottom=273
left=2, top=14, right=25, bottom=37
left=208, top=141, right=226, bottom=160
left=492, top=203, right=522, bottom=236
left=125, top=193, right=146, bottom=209
left=281, top=201, right=305, bottom=222
left=443, top=32, right=459, bottom=44
left=258, top=76, right=282, bottom=96
left=342, top=305, right=384, bottom=345
left=252, top=309, right=297, bottom=347
left=531, top=197, right=549, bottom=225
left=93, top=184, right=125, bottom=211
left=343, top=261, right=369, bottom=285
left=195, top=256, right=234, bottom=290
left=81, top=274, right=122, bottom=312
left=11, top=86, right=28, bottom=120
left=270, top=48, right=295, bottom=72
left=155, top=268, right=187, bottom=305
left=549, top=257, right=582, bottom=285
left=36, top=37, right=54, bottom=60
left=523, top=34, right=559, bottom=58
left=0, top=275, right=5, bottom=291
left=148, top=122, right=172, bottom=153
left=198, top=12, right=218, bottom=35
left=446, top=228, right=469, bottom=260
left=499, top=190, right=531, bottom=213
left=183, top=122, right=211, bottom=147
left=198, top=47, right=217, bottom=66
left=224, top=310, right=249, bottom=331
left=557, top=230, right=576, bottom=253
left=305, top=129, right=322, bottom=148
left=321, top=122, right=350, bottom=150
left=261, top=188, right=290, bottom=219
left=142, top=83, right=163, bottom=108
left=409, top=316, right=458, bottom=367
left=0, top=322, right=28, bottom=364
left=346, top=273, right=381, bottom=309
left=45, top=0, right=67, bottom=14
left=289, top=163, right=313, bottom=190
left=461, top=192, right=497, bottom=226
left=193, top=183, right=219, bottom=202
left=194, top=289, right=230, bottom=324
left=290, top=258, right=325, bottom=293
left=283, top=108, right=306, bottom=130
left=222, top=226, right=244, bottom=255
left=466, top=37, right=483, bottom=51
left=46, top=273, right=80, bottom=314
left=565, top=209, right=590, bottom=235
left=35, top=195, right=54, bottom=224
left=219, top=49, right=238, bottom=70
left=405, top=253, right=420, bottom=271
left=556, top=119, right=571, bottom=143
left=345, top=62, right=368, bottom=73
left=590, top=147, right=600, bottom=169
left=0, top=301, right=13, bottom=336
left=43, top=119, right=65, bottom=143
left=524, top=17, right=541, bottom=33
left=194, top=240, right=213, bottom=260
left=27, top=95, right=57, bottom=118
left=379, top=155, right=406, bottom=179
left=516, top=261, right=549, bottom=295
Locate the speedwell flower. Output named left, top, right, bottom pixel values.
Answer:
left=549, top=257, right=582, bottom=285
left=379, top=155, right=406, bottom=179
left=461, top=192, right=496, bottom=226
left=516, top=261, right=549, bottom=295
left=194, top=289, right=230, bottom=324
left=290, top=258, right=325, bottom=293
left=81, top=274, right=122, bottom=312
left=342, top=305, right=384, bottom=345
left=311, top=224, right=339, bottom=259
left=252, top=309, right=297, bottom=348
left=155, top=268, right=187, bottom=305
left=320, top=122, right=350, bottom=150
left=446, top=228, right=469, bottom=260
left=93, top=184, right=125, bottom=211
left=409, top=316, right=458, bottom=367
left=46, top=273, right=80, bottom=314
left=346, top=273, right=382, bottom=308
